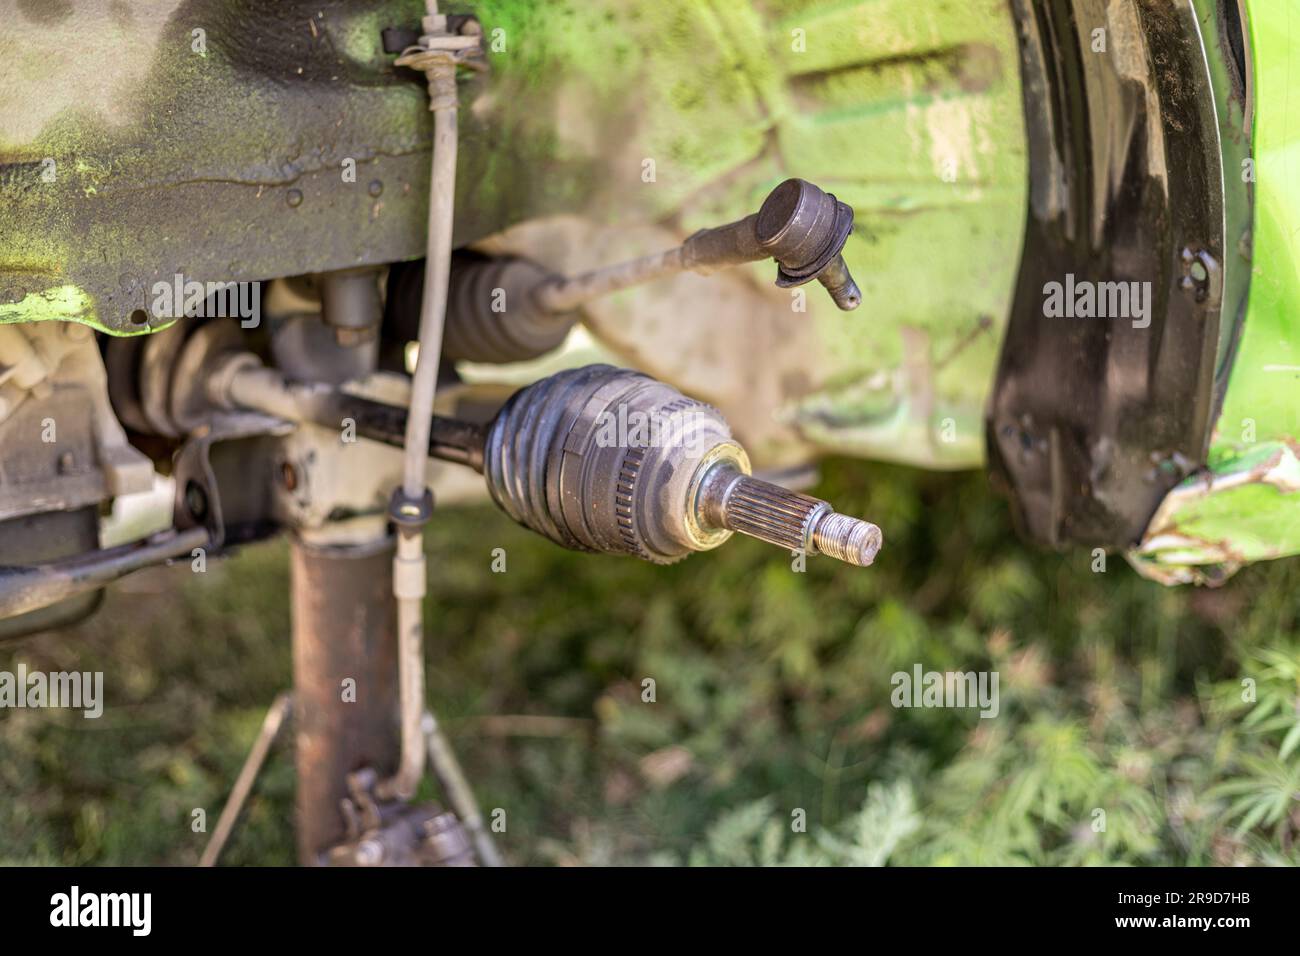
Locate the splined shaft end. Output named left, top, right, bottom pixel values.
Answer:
left=695, top=467, right=882, bottom=566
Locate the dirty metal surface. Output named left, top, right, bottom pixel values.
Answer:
left=1128, top=0, right=1300, bottom=585
left=0, top=1, right=439, bottom=333
left=987, top=0, right=1247, bottom=551
left=1, top=0, right=1028, bottom=482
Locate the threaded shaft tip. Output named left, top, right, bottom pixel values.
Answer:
left=812, top=512, right=882, bottom=566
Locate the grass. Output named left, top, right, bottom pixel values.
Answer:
left=1, top=460, right=1298, bottom=865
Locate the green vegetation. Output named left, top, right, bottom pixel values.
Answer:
left=1, top=461, right=1297, bottom=865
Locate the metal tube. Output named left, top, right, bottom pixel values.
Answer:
left=400, top=66, right=457, bottom=500
left=533, top=246, right=687, bottom=314
left=372, top=7, right=500, bottom=851
left=219, top=359, right=486, bottom=471
left=530, top=179, right=862, bottom=314
left=290, top=536, right=401, bottom=865
left=0, top=527, right=209, bottom=619
left=530, top=216, right=762, bottom=314
left=385, top=5, right=461, bottom=802
left=422, top=711, right=502, bottom=866
left=199, top=692, right=292, bottom=867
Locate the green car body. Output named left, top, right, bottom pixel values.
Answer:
left=0, top=0, right=1295, bottom=583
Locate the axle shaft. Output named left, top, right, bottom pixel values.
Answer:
left=696, top=467, right=882, bottom=566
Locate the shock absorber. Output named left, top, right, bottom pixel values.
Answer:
left=480, top=365, right=881, bottom=566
